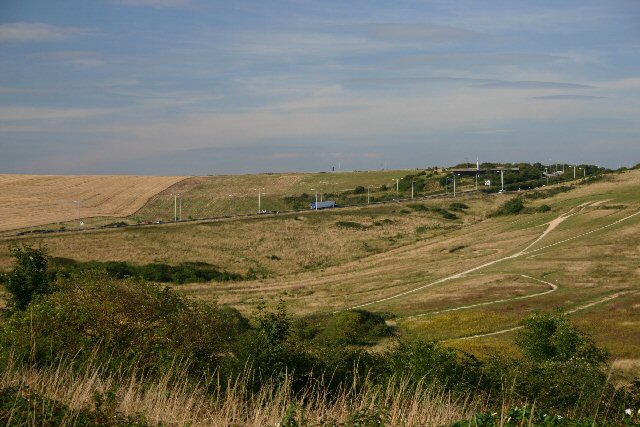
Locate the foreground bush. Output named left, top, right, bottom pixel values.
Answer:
left=1, top=251, right=638, bottom=424
left=49, top=258, right=244, bottom=284
left=3, top=245, right=50, bottom=310
left=0, top=271, right=248, bottom=377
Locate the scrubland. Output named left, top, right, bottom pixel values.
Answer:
left=0, top=169, right=639, bottom=425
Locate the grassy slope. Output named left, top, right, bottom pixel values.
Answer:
left=131, top=169, right=456, bottom=222
left=1, top=170, right=638, bottom=375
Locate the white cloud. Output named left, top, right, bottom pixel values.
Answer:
left=116, top=0, right=192, bottom=7
left=0, top=106, right=112, bottom=121
left=364, top=23, right=485, bottom=42
left=0, top=22, right=83, bottom=43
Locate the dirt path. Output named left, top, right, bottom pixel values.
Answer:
left=402, top=275, right=558, bottom=320
left=446, top=290, right=637, bottom=342
left=340, top=204, right=640, bottom=314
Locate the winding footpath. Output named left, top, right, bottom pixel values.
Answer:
left=339, top=202, right=640, bottom=339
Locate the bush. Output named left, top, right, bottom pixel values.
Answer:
left=316, top=310, right=391, bottom=346
left=384, top=339, right=481, bottom=391
left=431, top=207, right=458, bottom=220
left=49, top=258, right=244, bottom=284
left=354, top=185, right=366, bottom=194
left=449, top=202, right=469, bottom=212
left=0, top=386, right=149, bottom=426
left=0, top=271, right=249, bottom=377
left=4, top=245, right=51, bottom=310
left=335, top=221, right=368, bottom=230
left=515, top=311, right=608, bottom=366
left=407, top=203, right=428, bottom=211
left=491, top=198, right=524, bottom=216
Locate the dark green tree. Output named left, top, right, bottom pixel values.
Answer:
left=515, top=310, right=608, bottom=366
left=5, top=245, right=51, bottom=310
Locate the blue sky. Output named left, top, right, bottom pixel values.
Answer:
left=1, top=0, right=639, bottom=174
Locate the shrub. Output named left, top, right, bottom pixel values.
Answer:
left=0, top=271, right=249, bottom=377
left=316, top=310, right=391, bottom=346
left=491, top=198, right=524, bottom=216
left=407, top=203, right=428, bottom=212
left=0, top=386, right=149, bottom=426
left=384, top=339, right=481, bottom=391
left=49, top=258, right=244, bottom=284
left=515, top=311, right=608, bottom=366
left=354, top=185, right=366, bottom=194
left=449, top=202, right=469, bottom=212
left=335, top=221, right=368, bottom=230
left=4, top=245, right=51, bottom=310
left=431, top=207, right=458, bottom=220
left=537, top=204, right=551, bottom=212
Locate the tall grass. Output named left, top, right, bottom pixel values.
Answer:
left=0, top=352, right=480, bottom=426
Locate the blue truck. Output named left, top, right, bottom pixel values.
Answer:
left=311, top=200, right=336, bottom=209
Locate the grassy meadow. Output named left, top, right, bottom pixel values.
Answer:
left=1, top=170, right=639, bottom=377
left=0, top=168, right=639, bottom=425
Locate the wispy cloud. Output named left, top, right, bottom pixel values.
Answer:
left=530, top=95, right=604, bottom=100
left=363, top=23, right=485, bottom=42
left=0, top=87, right=35, bottom=94
left=0, top=106, right=112, bottom=122
left=394, top=52, right=567, bottom=66
left=115, top=0, right=193, bottom=7
left=0, top=22, right=84, bottom=43
left=474, top=81, right=593, bottom=90
left=35, top=51, right=107, bottom=67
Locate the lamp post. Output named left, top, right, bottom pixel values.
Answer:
left=391, top=178, right=399, bottom=200
left=171, top=193, right=179, bottom=221
left=253, top=188, right=265, bottom=213
left=544, top=168, right=549, bottom=185
left=500, top=170, right=505, bottom=192
left=367, top=185, right=372, bottom=204
left=572, top=165, right=576, bottom=179
left=411, top=180, right=415, bottom=200
left=453, top=174, right=456, bottom=197
left=73, top=200, right=82, bottom=226
left=310, top=188, right=318, bottom=210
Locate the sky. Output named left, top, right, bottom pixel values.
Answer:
left=1, top=0, right=639, bottom=175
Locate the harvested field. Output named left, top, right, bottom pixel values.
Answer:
left=0, top=175, right=186, bottom=232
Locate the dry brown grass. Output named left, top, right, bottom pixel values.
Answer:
left=0, top=354, right=478, bottom=426
left=1, top=170, right=639, bottom=366
left=0, top=174, right=186, bottom=232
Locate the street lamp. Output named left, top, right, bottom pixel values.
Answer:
left=310, top=188, right=318, bottom=210
left=544, top=168, right=549, bottom=185
left=170, top=193, right=180, bottom=221
left=411, top=180, right=415, bottom=200
left=367, top=185, right=372, bottom=204
left=73, top=200, right=82, bottom=226
left=391, top=178, right=399, bottom=200
left=453, top=174, right=457, bottom=197
left=254, top=188, right=265, bottom=213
